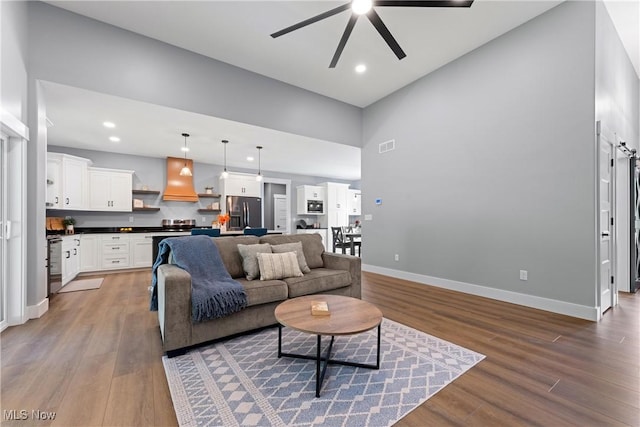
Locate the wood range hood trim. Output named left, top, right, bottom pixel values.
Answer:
left=163, top=156, right=199, bottom=202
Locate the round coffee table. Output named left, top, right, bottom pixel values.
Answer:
left=274, top=294, right=383, bottom=397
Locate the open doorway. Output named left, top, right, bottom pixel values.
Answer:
left=261, top=178, right=291, bottom=233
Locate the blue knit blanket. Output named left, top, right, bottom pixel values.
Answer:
left=149, top=235, right=247, bottom=323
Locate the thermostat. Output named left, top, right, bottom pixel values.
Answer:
left=375, top=198, right=382, bottom=205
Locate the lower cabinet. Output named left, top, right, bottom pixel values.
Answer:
left=61, top=235, right=81, bottom=287
left=130, top=235, right=153, bottom=268
left=80, top=234, right=100, bottom=272
left=101, top=234, right=130, bottom=270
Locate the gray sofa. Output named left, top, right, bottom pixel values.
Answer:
left=156, top=233, right=361, bottom=356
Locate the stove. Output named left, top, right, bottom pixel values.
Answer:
left=161, top=219, right=196, bottom=230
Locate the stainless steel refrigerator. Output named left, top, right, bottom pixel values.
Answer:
left=226, top=196, right=262, bottom=231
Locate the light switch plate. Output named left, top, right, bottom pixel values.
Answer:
left=364, top=214, right=373, bottom=221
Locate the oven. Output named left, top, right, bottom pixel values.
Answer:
left=307, top=200, right=324, bottom=214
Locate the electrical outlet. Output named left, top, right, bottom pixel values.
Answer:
left=520, top=270, right=528, bottom=281
left=394, top=254, right=399, bottom=261
left=129, top=216, right=134, bottom=223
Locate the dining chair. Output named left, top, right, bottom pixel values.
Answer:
left=191, top=228, right=221, bottom=237
left=243, top=228, right=268, bottom=237
left=331, top=227, right=349, bottom=254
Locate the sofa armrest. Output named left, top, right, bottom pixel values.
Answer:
left=157, top=264, right=193, bottom=352
left=321, top=252, right=361, bottom=299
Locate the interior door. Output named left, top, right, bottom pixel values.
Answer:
left=0, top=136, right=6, bottom=330
left=274, top=194, right=288, bottom=232
left=598, top=123, right=615, bottom=315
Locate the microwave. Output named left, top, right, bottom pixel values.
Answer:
left=307, top=200, right=324, bottom=214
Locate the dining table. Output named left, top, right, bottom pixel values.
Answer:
left=343, top=231, right=361, bottom=256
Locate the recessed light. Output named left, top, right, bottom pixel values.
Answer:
left=355, top=64, right=367, bottom=73
left=109, top=136, right=121, bottom=142
left=181, top=146, right=190, bottom=152
left=103, top=121, right=116, bottom=128
left=246, top=156, right=254, bottom=162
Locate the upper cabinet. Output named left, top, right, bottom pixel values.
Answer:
left=220, top=173, right=261, bottom=197
left=47, top=153, right=92, bottom=210
left=88, top=167, right=133, bottom=212
left=296, top=185, right=325, bottom=215
left=347, top=189, right=361, bottom=216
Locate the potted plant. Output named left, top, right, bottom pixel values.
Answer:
left=62, top=216, right=76, bottom=234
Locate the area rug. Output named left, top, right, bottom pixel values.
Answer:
left=163, top=318, right=485, bottom=427
left=58, top=277, right=104, bottom=293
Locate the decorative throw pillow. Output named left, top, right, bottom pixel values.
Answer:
left=256, top=252, right=303, bottom=281
left=237, top=243, right=272, bottom=280
left=271, top=241, right=311, bottom=274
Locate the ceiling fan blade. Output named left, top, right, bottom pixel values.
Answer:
left=366, top=9, right=406, bottom=60
left=375, top=1, right=473, bottom=7
left=329, top=13, right=359, bottom=68
left=271, top=3, right=352, bottom=38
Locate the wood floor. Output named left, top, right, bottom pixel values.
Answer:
left=1, top=270, right=638, bottom=426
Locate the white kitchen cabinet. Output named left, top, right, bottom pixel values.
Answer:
left=79, top=234, right=100, bottom=272
left=88, top=167, right=133, bottom=212
left=347, top=189, right=361, bottom=216
left=320, top=182, right=349, bottom=229
left=46, top=156, right=62, bottom=208
left=296, top=185, right=325, bottom=215
left=61, top=235, right=81, bottom=287
left=221, top=173, right=261, bottom=197
left=101, top=234, right=130, bottom=270
left=47, top=153, right=92, bottom=210
left=130, top=234, right=153, bottom=268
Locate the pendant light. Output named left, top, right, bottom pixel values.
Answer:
left=255, top=145, right=263, bottom=182
left=179, top=133, right=192, bottom=177
left=221, top=139, right=229, bottom=179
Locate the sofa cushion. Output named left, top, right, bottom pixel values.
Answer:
left=235, top=278, right=288, bottom=306
left=213, top=236, right=260, bottom=278
left=271, top=241, right=311, bottom=274
left=284, top=268, right=351, bottom=298
left=256, top=252, right=303, bottom=280
left=259, top=234, right=324, bottom=269
left=237, top=243, right=272, bottom=280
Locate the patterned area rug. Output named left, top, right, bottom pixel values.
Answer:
left=163, top=318, right=485, bottom=427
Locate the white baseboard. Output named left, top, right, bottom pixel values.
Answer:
left=362, top=264, right=599, bottom=321
left=26, top=298, right=49, bottom=320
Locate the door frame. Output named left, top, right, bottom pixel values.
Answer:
left=0, top=110, right=28, bottom=330
left=260, top=177, right=291, bottom=234
left=596, top=121, right=617, bottom=318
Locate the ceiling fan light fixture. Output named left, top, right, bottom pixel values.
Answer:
left=352, top=0, right=372, bottom=15
left=179, top=132, right=192, bottom=176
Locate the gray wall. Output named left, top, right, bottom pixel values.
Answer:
left=48, top=146, right=356, bottom=230
left=361, top=1, right=598, bottom=307
left=27, top=2, right=362, bottom=147
left=1, top=1, right=28, bottom=122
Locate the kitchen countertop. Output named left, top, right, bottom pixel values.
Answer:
left=47, top=227, right=284, bottom=236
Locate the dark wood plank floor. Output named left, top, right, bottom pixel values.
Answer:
left=1, top=270, right=638, bottom=426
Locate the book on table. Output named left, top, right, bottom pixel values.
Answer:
left=311, top=301, right=330, bottom=316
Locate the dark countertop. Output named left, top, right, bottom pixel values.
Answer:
left=48, top=227, right=283, bottom=236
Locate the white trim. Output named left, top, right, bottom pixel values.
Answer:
left=26, top=298, right=49, bottom=320
left=261, top=176, right=292, bottom=234
left=362, top=264, right=599, bottom=321
left=0, top=108, right=29, bottom=140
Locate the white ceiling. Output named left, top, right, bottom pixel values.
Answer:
left=41, top=1, right=639, bottom=181
left=42, top=81, right=362, bottom=181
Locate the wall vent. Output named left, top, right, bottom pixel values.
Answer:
left=379, top=139, right=395, bottom=154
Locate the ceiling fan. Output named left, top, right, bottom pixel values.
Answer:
left=271, top=0, right=474, bottom=68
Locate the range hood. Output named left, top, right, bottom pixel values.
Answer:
left=163, top=156, right=198, bottom=202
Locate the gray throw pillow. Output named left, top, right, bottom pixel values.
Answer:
left=271, top=241, right=311, bottom=274
left=256, top=252, right=303, bottom=281
left=237, top=243, right=272, bottom=280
